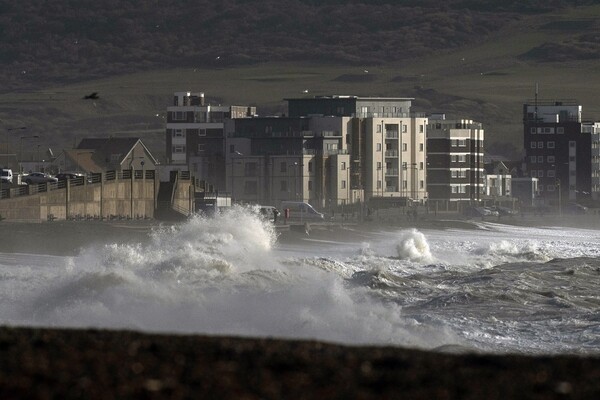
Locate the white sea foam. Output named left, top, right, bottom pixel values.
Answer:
left=1, top=212, right=599, bottom=354
left=396, top=229, right=434, bottom=263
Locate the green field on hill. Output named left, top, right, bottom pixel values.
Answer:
left=1, top=3, right=599, bottom=161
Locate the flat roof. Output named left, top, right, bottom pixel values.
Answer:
left=285, top=95, right=414, bottom=101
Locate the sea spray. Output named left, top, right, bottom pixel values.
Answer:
left=396, top=229, right=433, bottom=263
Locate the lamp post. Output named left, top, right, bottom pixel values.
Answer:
left=294, top=161, right=298, bottom=201
left=557, top=178, right=561, bottom=217
left=4, top=126, right=26, bottom=167
left=230, top=151, right=243, bottom=204
left=381, top=120, right=384, bottom=197
left=19, top=135, right=39, bottom=173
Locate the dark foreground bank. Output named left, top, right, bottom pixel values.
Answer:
left=1, top=327, right=599, bottom=399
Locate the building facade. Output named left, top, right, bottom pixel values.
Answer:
left=224, top=116, right=353, bottom=209
left=523, top=100, right=594, bottom=205
left=426, top=115, right=485, bottom=207
left=288, top=96, right=428, bottom=205
left=165, top=91, right=256, bottom=192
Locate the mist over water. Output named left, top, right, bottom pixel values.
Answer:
left=1, top=207, right=599, bottom=354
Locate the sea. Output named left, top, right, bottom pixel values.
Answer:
left=1, top=206, right=599, bottom=355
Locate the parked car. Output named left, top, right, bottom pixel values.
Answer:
left=489, top=205, right=517, bottom=217
left=22, top=172, right=58, bottom=184
left=1, top=168, right=13, bottom=184
left=56, top=172, right=86, bottom=181
left=564, top=203, right=587, bottom=215
left=464, top=206, right=494, bottom=218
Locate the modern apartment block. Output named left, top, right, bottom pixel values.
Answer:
left=165, top=91, right=256, bottom=191
left=288, top=96, right=428, bottom=204
left=583, top=122, right=600, bottom=201
left=523, top=100, right=594, bottom=203
left=426, top=114, right=484, bottom=207
left=224, top=116, right=353, bottom=208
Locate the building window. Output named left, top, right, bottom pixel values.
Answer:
left=402, top=180, right=407, bottom=189
left=308, top=180, right=313, bottom=191
left=173, top=129, right=184, bottom=137
left=458, top=139, right=466, bottom=147
left=537, top=156, right=543, bottom=163
left=244, top=181, right=257, bottom=195
left=547, top=155, right=555, bottom=163
left=531, top=170, right=537, bottom=177
left=419, top=143, right=424, bottom=152
left=172, top=145, right=185, bottom=153
left=402, top=125, right=407, bottom=133
left=569, top=141, right=576, bottom=148
left=538, top=141, right=544, bottom=149
left=341, top=180, right=346, bottom=189
left=376, top=125, right=382, bottom=133
left=341, top=161, right=346, bottom=170
left=547, top=185, right=555, bottom=191
left=377, top=162, right=382, bottom=170
left=280, top=162, right=287, bottom=173
left=403, top=143, right=408, bottom=151
left=172, top=111, right=186, bottom=121
left=548, top=170, right=555, bottom=177
left=557, top=127, right=564, bottom=134
left=530, top=156, right=537, bottom=163
left=531, top=142, right=537, bottom=148
left=244, top=162, right=257, bottom=177
left=377, top=180, right=382, bottom=189
left=419, top=125, right=424, bottom=133
left=420, top=180, right=424, bottom=189
left=530, top=127, right=536, bottom=134
left=197, top=144, right=205, bottom=154
left=420, top=162, right=424, bottom=170
left=377, top=143, right=382, bottom=151
left=548, top=141, right=555, bottom=148
left=538, top=170, right=544, bottom=178
left=198, top=129, right=206, bottom=137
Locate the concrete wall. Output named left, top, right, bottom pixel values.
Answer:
left=0, top=175, right=160, bottom=222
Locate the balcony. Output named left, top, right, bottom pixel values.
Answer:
left=385, top=150, right=398, bottom=158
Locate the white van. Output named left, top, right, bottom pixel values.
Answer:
left=1, top=169, right=13, bottom=184
left=280, top=201, right=324, bottom=221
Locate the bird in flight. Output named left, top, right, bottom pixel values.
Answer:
left=83, top=92, right=99, bottom=100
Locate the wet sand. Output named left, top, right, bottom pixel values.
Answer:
left=1, top=217, right=600, bottom=398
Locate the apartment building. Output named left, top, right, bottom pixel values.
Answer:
left=288, top=96, right=428, bottom=204
left=165, top=91, right=256, bottom=191
left=224, top=116, right=353, bottom=208
left=426, top=115, right=485, bottom=207
left=583, top=122, right=600, bottom=201
left=523, top=100, right=594, bottom=204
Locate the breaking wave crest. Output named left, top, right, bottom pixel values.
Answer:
left=396, top=229, right=434, bottom=263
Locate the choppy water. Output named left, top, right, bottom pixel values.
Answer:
left=1, top=207, right=599, bottom=355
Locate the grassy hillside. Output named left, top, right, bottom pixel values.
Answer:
left=1, top=2, right=599, bottom=162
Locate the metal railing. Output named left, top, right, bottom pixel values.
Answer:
left=0, top=169, right=156, bottom=201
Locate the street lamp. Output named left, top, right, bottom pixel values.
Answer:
left=19, top=135, right=39, bottom=173
left=294, top=161, right=298, bottom=201
left=4, top=126, right=26, bottom=163
left=230, top=151, right=243, bottom=204
left=381, top=120, right=384, bottom=197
